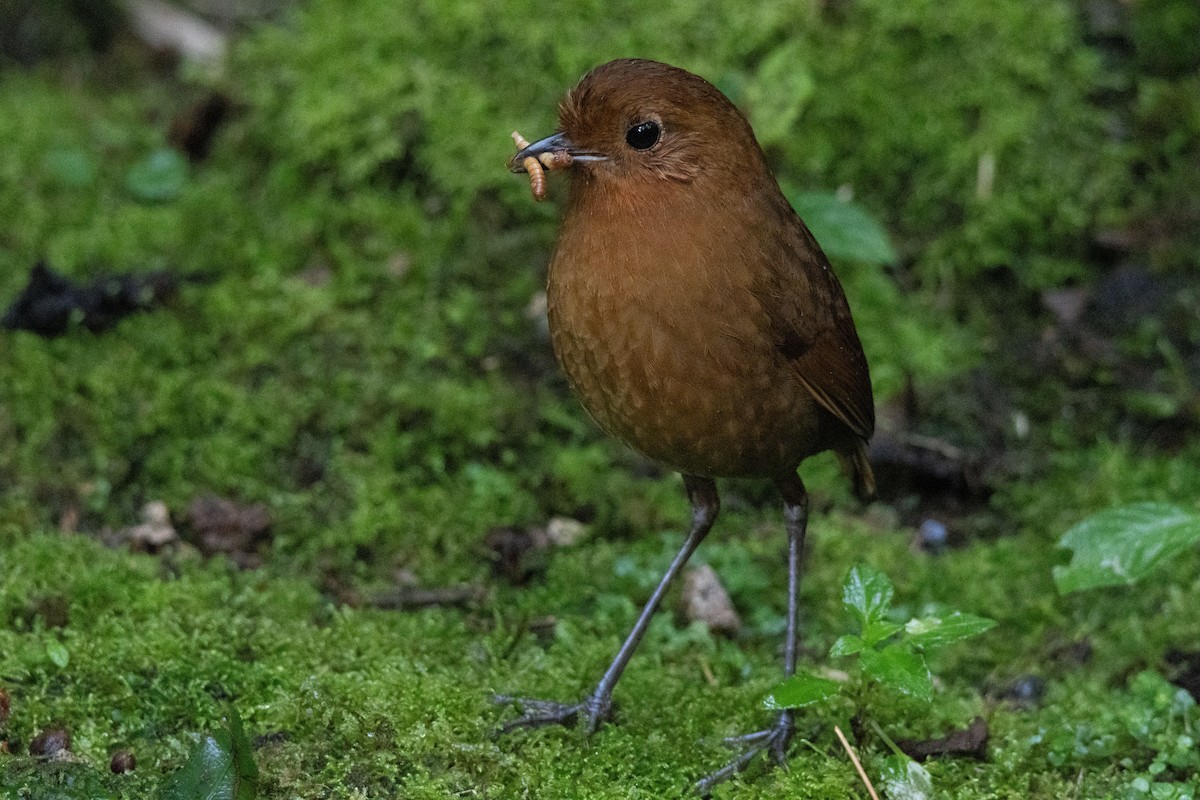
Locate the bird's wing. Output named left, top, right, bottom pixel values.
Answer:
left=764, top=213, right=875, bottom=441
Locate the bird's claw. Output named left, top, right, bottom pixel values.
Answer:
left=695, top=711, right=794, bottom=797
left=493, top=692, right=612, bottom=735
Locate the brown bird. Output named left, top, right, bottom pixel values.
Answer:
left=503, top=58, right=875, bottom=792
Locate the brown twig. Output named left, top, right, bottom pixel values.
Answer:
left=834, top=725, right=880, bottom=800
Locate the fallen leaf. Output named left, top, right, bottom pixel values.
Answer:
left=897, top=716, right=989, bottom=760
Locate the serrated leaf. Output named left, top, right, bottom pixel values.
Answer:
left=1054, top=503, right=1200, bottom=594
left=842, top=564, right=894, bottom=627
left=763, top=673, right=842, bottom=710
left=126, top=148, right=188, bottom=203
left=46, top=639, right=70, bottom=669
left=830, top=634, right=866, bottom=657
left=880, top=754, right=934, bottom=800
left=787, top=190, right=898, bottom=265
left=905, top=612, right=996, bottom=650
left=861, top=645, right=932, bottom=701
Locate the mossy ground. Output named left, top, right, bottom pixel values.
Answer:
left=2, top=0, right=1198, bottom=797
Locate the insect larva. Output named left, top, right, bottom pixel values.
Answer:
left=511, top=130, right=547, bottom=202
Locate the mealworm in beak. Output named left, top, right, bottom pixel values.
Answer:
left=512, top=131, right=547, bottom=202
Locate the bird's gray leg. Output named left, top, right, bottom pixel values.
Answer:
left=497, top=475, right=719, bottom=734
left=694, top=472, right=808, bottom=796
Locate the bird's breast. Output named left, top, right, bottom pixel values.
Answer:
left=546, top=201, right=829, bottom=479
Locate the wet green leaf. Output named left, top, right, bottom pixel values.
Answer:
left=1054, top=503, right=1200, bottom=594
left=904, top=612, right=996, bottom=650
left=842, top=564, right=894, bottom=628
left=159, top=707, right=258, bottom=800
left=45, top=638, right=69, bottom=669
left=763, top=672, right=842, bottom=710
left=830, top=634, right=866, bottom=657
left=879, top=753, right=934, bottom=800
left=861, top=619, right=903, bottom=647
left=861, top=645, right=932, bottom=701
left=787, top=190, right=898, bottom=265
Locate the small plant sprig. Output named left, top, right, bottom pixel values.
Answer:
left=764, top=564, right=996, bottom=709
left=762, top=565, right=994, bottom=797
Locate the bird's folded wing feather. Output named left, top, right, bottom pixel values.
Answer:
left=764, top=214, right=875, bottom=441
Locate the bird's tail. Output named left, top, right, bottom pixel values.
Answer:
left=837, top=440, right=876, bottom=502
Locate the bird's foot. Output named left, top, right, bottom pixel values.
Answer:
left=493, top=690, right=613, bottom=735
left=695, top=711, right=794, bottom=797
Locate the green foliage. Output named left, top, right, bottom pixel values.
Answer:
left=1054, top=503, right=1200, bottom=594
left=762, top=674, right=840, bottom=710
left=160, top=708, right=259, bottom=800
left=765, top=565, right=994, bottom=708
left=787, top=190, right=898, bottom=266
left=0, top=760, right=116, bottom=799
left=779, top=1, right=1128, bottom=289
left=43, top=146, right=98, bottom=187
left=1034, top=671, right=1199, bottom=799
left=125, top=148, right=189, bottom=203
left=879, top=752, right=934, bottom=800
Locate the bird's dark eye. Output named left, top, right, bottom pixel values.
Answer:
left=625, top=120, right=661, bottom=151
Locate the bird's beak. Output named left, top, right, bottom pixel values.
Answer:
left=508, top=132, right=606, bottom=173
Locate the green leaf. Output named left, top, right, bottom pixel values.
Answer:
left=904, top=612, right=996, bottom=650
left=786, top=190, right=898, bottom=265
left=43, top=148, right=97, bottom=187
left=46, top=639, right=69, bottom=669
left=763, top=672, right=842, bottom=710
left=125, top=148, right=188, bottom=203
left=842, top=564, right=894, bottom=628
left=1054, top=503, right=1200, bottom=594
left=879, top=753, right=934, bottom=800
left=830, top=634, right=866, bottom=657
left=861, top=645, right=932, bottom=701
left=159, top=707, right=258, bottom=800
left=861, top=619, right=903, bottom=647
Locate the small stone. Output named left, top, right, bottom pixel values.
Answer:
left=680, top=564, right=741, bottom=637
left=186, top=494, right=272, bottom=568
left=124, top=500, right=178, bottom=550
left=29, top=727, right=70, bottom=758
left=917, top=518, right=949, bottom=553
left=483, top=526, right=545, bottom=585
left=545, top=516, right=587, bottom=547
left=998, top=675, right=1047, bottom=708
left=110, top=749, right=136, bottom=773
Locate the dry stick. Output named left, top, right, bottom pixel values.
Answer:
left=834, top=725, right=881, bottom=800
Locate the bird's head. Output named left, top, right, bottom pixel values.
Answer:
left=510, top=59, right=768, bottom=194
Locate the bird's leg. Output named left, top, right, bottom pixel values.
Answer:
left=497, top=475, right=719, bottom=735
left=695, top=473, right=809, bottom=797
